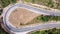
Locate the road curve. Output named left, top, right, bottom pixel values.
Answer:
left=3, top=3, right=60, bottom=34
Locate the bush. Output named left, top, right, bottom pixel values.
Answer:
left=0, top=25, right=9, bottom=34
left=37, top=15, right=60, bottom=22
left=31, top=28, right=60, bottom=34
left=24, top=0, right=60, bottom=10
left=0, top=0, right=17, bottom=8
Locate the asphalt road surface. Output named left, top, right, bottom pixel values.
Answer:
left=3, top=3, right=60, bottom=34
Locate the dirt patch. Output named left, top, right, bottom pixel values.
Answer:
left=9, top=8, right=40, bottom=27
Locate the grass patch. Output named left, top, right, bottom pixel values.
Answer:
left=31, top=28, right=60, bottom=34
left=29, top=15, right=60, bottom=23
left=24, top=0, right=32, bottom=2
left=37, top=15, right=60, bottom=22
left=20, top=15, right=60, bottom=25
left=24, top=0, right=60, bottom=10
left=0, top=0, right=17, bottom=8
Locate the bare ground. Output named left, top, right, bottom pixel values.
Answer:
left=9, top=8, right=40, bottom=27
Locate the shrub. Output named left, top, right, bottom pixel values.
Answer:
left=0, top=0, right=16, bottom=8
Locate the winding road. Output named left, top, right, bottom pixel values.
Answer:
left=3, top=3, right=60, bottom=34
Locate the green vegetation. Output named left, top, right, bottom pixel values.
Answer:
left=31, top=28, right=60, bottom=34
left=0, top=9, right=2, bottom=15
left=37, top=15, right=60, bottom=22
left=24, top=0, right=32, bottom=2
left=0, top=0, right=17, bottom=8
left=24, top=0, right=60, bottom=9
left=22, top=15, right=60, bottom=25
left=29, top=15, right=60, bottom=23
left=0, top=25, right=9, bottom=34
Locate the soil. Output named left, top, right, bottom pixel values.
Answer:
left=9, top=8, right=40, bottom=27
